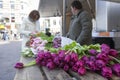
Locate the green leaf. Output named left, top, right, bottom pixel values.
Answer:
left=21, top=48, right=34, bottom=58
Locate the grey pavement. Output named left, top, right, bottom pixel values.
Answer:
left=0, top=40, right=22, bottom=80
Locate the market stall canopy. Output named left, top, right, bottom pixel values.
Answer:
left=38, top=0, right=95, bottom=18
left=38, top=0, right=120, bottom=18
left=103, top=0, right=120, bottom=3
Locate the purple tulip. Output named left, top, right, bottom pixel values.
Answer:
left=41, top=61, right=47, bottom=66
left=75, top=60, right=84, bottom=67
left=64, top=54, right=71, bottom=63
left=86, top=61, right=96, bottom=71
left=89, top=49, right=98, bottom=55
left=112, top=64, right=120, bottom=77
left=46, top=62, right=55, bottom=70
left=44, top=51, right=52, bottom=59
left=54, top=45, right=59, bottom=48
left=72, top=65, right=79, bottom=72
left=36, top=53, right=44, bottom=61
left=81, top=55, right=89, bottom=63
left=14, top=62, right=24, bottom=69
left=78, top=67, right=86, bottom=75
left=95, top=60, right=106, bottom=69
left=47, top=58, right=53, bottom=62
left=63, top=64, right=69, bottom=71
left=101, top=44, right=110, bottom=54
left=96, top=53, right=110, bottom=64
left=108, top=49, right=118, bottom=57
left=89, top=56, right=96, bottom=61
left=51, top=53, right=58, bottom=59
left=59, top=62, right=65, bottom=68
left=53, top=37, right=61, bottom=48
left=69, top=61, right=75, bottom=67
left=58, top=51, right=66, bottom=60
left=71, top=53, right=78, bottom=62
left=37, top=50, right=44, bottom=54
left=58, top=50, right=66, bottom=54
left=54, top=57, right=60, bottom=65
left=101, top=67, right=112, bottom=78
left=35, top=57, right=42, bottom=65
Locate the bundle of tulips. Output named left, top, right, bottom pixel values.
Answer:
left=30, top=37, right=48, bottom=50
left=25, top=32, right=54, bottom=47
left=22, top=32, right=55, bottom=57
left=15, top=43, right=120, bottom=79
left=53, top=36, right=61, bottom=48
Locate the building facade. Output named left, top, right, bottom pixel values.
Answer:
left=0, top=0, right=31, bottom=30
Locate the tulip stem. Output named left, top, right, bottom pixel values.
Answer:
left=24, top=60, right=36, bottom=67
left=109, top=56, right=120, bottom=63
left=65, top=50, right=71, bottom=54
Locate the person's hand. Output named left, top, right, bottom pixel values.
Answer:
left=25, top=40, right=31, bottom=47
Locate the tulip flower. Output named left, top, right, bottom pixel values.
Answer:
left=14, top=62, right=24, bottom=69
left=112, top=64, right=120, bottom=77
left=101, top=67, right=112, bottom=78
left=46, top=62, right=56, bottom=70
left=78, top=67, right=86, bottom=75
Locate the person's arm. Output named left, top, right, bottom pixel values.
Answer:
left=35, top=20, right=40, bottom=32
left=76, top=11, right=92, bottom=45
left=66, top=16, right=74, bottom=38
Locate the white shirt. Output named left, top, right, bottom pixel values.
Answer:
left=20, top=17, right=40, bottom=36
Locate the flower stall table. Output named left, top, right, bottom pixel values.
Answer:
left=14, top=56, right=73, bottom=80
left=14, top=36, right=120, bottom=80
left=14, top=56, right=109, bottom=80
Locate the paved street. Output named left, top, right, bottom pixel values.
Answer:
left=0, top=40, right=22, bottom=80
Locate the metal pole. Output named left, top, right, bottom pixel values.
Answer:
left=86, top=0, right=95, bottom=19
left=62, top=0, right=66, bottom=36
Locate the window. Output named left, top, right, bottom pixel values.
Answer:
left=11, top=4, right=14, bottom=9
left=4, top=18, right=9, bottom=22
left=0, top=19, right=3, bottom=22
left=21, top=17, right=23, bottom=20
left=0, top=13, right=2, bottom=15
left=21, top=5, right=24, bottom=9
left=0, top=1, right=3, bottom=8
left=11, top=17, right=15, bottom=22
left=11, top=17, right=15, bottom=19
left=53, top=20, right=56, bottom=25
left=11, top=13, right=15, bottom=16
left=11, top=13, right=15, bottom=22
left=10, top=1, right=15, bottom=9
